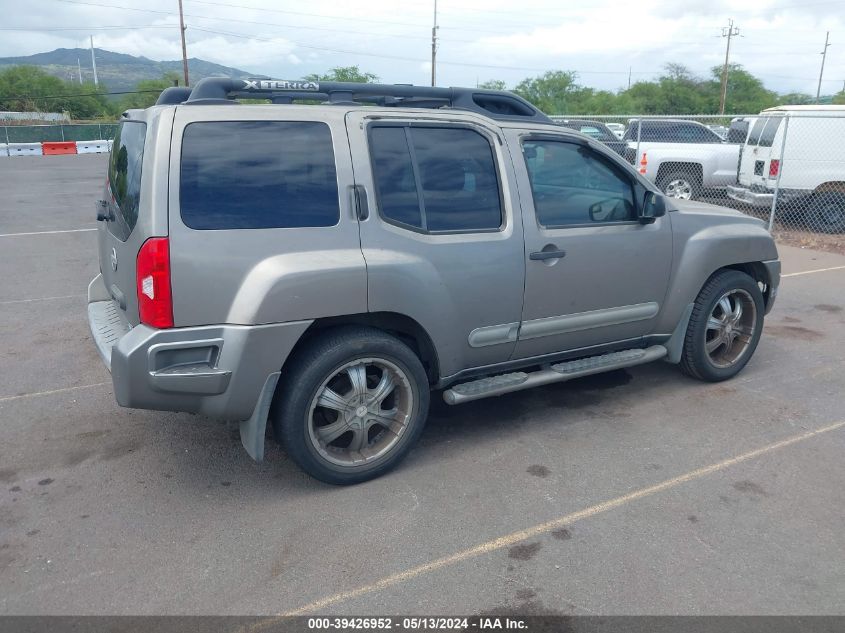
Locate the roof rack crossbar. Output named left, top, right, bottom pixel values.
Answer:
left=172, top=77, right=551, bottom=123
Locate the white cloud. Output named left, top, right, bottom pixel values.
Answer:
left=1, top=0, right=842, bottom=94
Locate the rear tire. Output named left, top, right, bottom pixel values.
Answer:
left=657, top=169, right=702, bottom=201
left=679, top=270, right=764, bottom=382
left=272, top=326, right=430, bottom=485
left=807, top=192, right=845, bottom=234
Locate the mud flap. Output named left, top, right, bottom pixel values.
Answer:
left=239, top=372, right=280, bottom=462
left=664, top=303, right=694, bottom=364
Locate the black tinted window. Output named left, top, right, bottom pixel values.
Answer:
left=369, top=127, right=422, bottom=228
left=369, top=126, right=502, bottom=232
left=726, top=121, right=749, bottom=144
left=523, top=140, right=635, bottom=226
left=180, top=121, right=339, bottom=230
left=108, top=121, right=146, bottom=241
left=758, top=117, right=783, bottom=148
left=747, top=118, right=767, bottom=145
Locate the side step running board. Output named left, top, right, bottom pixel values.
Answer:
left=443, top=345, right=667, bottom=405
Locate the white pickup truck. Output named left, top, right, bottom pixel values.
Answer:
left=624, top=119, right=749, bottom=200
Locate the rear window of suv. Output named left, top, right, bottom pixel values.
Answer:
left=180, top=121, right=340, bottom=230
left=108, top=121, right=146, bottom=241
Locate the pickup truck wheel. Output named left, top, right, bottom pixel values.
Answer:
left=273, top=326, right=429, bottom=485
left=807, top=193, right=845, bottom=234
left=657, top=170, right=701, bottom=200
left=679, top=270, right=764, bottom=382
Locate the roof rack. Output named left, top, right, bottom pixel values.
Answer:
left=154, top=77, right=552, bottom=124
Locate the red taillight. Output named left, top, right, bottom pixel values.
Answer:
left=136, top=237, right=173, bottom=328
left=769, top=159, right=780, bottom=178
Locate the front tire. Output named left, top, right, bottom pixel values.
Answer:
left=679, top=270, right=764, bottom=382
left=272, top=326, right=430, bottom=485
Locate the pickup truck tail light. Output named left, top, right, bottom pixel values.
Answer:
left=769, top=159, right=780, bottom=178
left=136, top=237, right=173, bottom=328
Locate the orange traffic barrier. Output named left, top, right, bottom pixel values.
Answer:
left=42, top=142, right=78, bottom=155
left=638, top=152, right=648, bottom=175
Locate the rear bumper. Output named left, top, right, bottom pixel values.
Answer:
left=727, top=184, right=773, bottom=207
left=727, top=184, right=806, bottom=208
left=87, top=277, right=311, bottom=422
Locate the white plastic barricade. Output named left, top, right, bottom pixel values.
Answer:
left=0, top=144, right=8, bottom=157
left=76, top=140, right=111, bottom=154
left=7, top=143, right=43, bottom=157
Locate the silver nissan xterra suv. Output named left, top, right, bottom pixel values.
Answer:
left=88, top=78, right=780, bottom=484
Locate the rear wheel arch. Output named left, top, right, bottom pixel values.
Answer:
left=281, top=312, right=440, bottom=385
left=813, top=181, right=845, bottom=195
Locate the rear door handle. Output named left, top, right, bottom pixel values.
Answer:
left=350, top=184, right=369, bottom=221
left=529, top=249, right=566, bottom=261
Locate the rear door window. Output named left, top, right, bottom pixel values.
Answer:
left=108, top=121, right=146, bottom=241
left=179, top=121, right=340, bottom=230
left=747, top=118, right=768, bottom=146
left=757, top=117, right=783, bottom=148
left=369, top=125, right=503, bottom=233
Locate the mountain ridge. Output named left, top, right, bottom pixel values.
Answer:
left=0, top=47, right=255, bottom=93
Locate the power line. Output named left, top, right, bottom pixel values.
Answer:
left=0, top=89, right=162, bottom=100
left=0, top=25, right=175, bottom=31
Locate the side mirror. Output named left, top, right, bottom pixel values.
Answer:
left=639, top=191, right=666, bottom=223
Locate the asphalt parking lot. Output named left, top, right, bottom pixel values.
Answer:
left=2, top=155, right=845, bottom=616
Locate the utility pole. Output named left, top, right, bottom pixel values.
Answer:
left=77, top=58, right=83, bottom=84
left=89, top=36, right=99, bottom=86
left=719, top=19, right=739, bottom=115
left=430, top=0, right=438, bottom=87
left=178, top=0, right=190, bottom=86
left=627, top=66, right=632, bottom=90
left=816, top=31, right=830, bottom=103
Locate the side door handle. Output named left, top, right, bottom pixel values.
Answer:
left=529, top=249, right=566, bottom=261
left=350, top=184, right=369, bottom=221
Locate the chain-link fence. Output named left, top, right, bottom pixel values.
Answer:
left=551, top=112, right=845, bottom=253
left=1, top=123, right=118, bottom=143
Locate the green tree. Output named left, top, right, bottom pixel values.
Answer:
left=833, top=91, right=845, bottom=105
left=513, top=70, right=580, bottom=114
left=777, top=92, right=814, bottom=105
left=305, top=66, right=379, bottom=83
left=117, top=72, right=181, bottom=111
left=478, top=79, right=507, bottom=90
left=0, top=65, right=110, bottom=118
left=702, top=64, right=777, bottom=113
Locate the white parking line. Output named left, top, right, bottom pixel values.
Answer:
left=0, top=382, right=109, bottom=403
left=276, top=419, right=845, bottom=616
left=0, top=294, right=85, bottom=305
left=782, top=265, right=845, bottom=278
left=0, top=228, right=97, bottom=238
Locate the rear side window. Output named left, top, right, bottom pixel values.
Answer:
left=747, top=118, right=768, bottom=146
left=180, top=121, right=339, bottom=230
left=758, top=117, right=783, bottom=148
left=108, top=121, right=146, bottom=241
left=369, top=126, right=502, bottom=233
